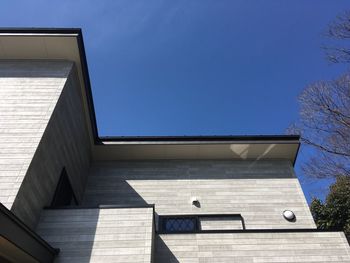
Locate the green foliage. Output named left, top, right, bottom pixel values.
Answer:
left=310, top=176, right=350, bottom=243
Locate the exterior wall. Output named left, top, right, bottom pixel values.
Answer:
left=0, top=60, right=91, bottom=227
left=156, top=232, right=350, bottom=262
left=83, top=160, right=315, bottom=229
left=1, top=40, right=348, bottom=263
left=199, top=216, right=243, bottom=230
left=36, top=207, right=154, bottom=263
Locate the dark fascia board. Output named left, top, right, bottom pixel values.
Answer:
left=0, top=27, right=99, bottom=144
left=0, top=27, right=82, bottom=34
left=0, top=28, right=300, bottom=152
left=100, top=135, right=300, bottom=142
left=0, top=203, right=59, bottom=262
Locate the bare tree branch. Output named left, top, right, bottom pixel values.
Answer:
left=288, top=11, right=350, bottom=178
left=288, top=71, right=350, bottom=178
left=325, top=11, right=350, bottom=63
left=301, top=138, right=350, bottom=157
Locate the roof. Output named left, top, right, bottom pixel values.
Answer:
left=100, top=135, right=299, bottom=143
left=0, top=28, right=300, bottom=164
left=0, top=28, right=98, bottom=144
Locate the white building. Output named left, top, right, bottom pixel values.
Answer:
left=0, top=29, right=349, bottom=263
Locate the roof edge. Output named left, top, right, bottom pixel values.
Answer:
left=0, top=27, right=82, bottom=34
left=99, top=135, right=300, bottom=142
left=0, top=28, right=300, bottom=162
left=98, top=135, right=301, bottom=166
left=0, top=27, right=100, bottom=144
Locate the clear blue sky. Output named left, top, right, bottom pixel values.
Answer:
left=1, top=1, right=349, bottom=202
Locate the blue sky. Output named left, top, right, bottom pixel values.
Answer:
left=1, top=1, right=349, bottom=202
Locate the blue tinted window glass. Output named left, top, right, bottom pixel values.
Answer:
left=163, top=217, right=196, bottom=232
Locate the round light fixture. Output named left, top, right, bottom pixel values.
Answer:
left=283, top=210, right=296, bottom=221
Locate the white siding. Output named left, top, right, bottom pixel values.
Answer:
left=156, top=232, right=350, bottom=262
left=36, top=207, right=154, bottom=263
left=0, top=60, right=91, bottom=227
left=83, top=160, right=315, bottom=229
left=199, top=216, right=243, bottom=230
left=0, top=60, right=71, bottom=209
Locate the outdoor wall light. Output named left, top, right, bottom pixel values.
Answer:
left=283, top=210, right=296, bottom=221
left=191, top=197, right=200, bottom=207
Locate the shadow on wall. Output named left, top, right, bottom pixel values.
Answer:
left=155, top=235, right=180, bottom=263
left=82, top=159, right=295, bottom=207
left=36, top=208, right=99, bottom=263
left=82, top=175, right=149, bottom=207
left=3, top=60, right=91, bottom=229
left=38, top=206, right=155, bottom=263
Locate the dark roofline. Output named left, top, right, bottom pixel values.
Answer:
left=0, top=27, right=99, bottom=144
left=0, top=27, right=83, bottom=34
left=100, top=135, right=300, bottom=142
left=0, top=28, right=301, bottom=149
left=75, top=29, right=99, bottom=144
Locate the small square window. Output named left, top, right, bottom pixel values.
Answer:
left=161, top=217, right=197, bottom=233
left=158, top=214, right=245, bottom=233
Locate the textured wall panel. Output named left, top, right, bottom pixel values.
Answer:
left=0, top=60, right=91, bottom=227
left=36, top=207, right=154, bottom=263
left=83, top=160, right=315, bottom=229
left=156, top=232, right=350, bottom=262
left=0, top=60, right=70, bottom=210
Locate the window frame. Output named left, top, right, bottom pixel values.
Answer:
left=158, top=214, right=245, bottom=234
left=159, top=215, right=199, bottom=233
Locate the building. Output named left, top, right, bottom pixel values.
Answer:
left=0, top=28, right=349, bottom=263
